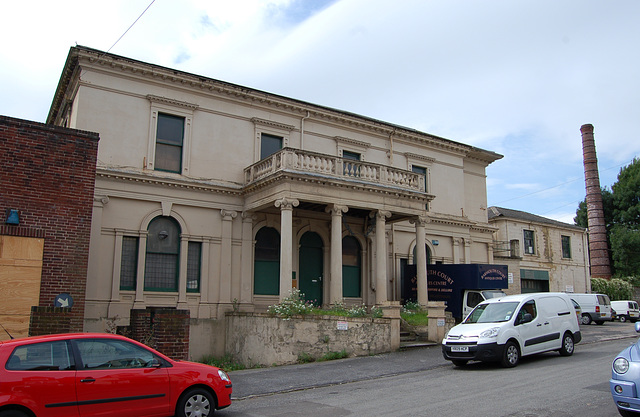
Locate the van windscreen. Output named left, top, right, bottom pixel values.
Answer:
left=464, top=302, right=520, bottom=324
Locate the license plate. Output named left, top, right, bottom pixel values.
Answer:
left=451, top=346, right=469, bottom=352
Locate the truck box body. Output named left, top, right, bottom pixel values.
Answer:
left=403, top=264, right=509, bottom=320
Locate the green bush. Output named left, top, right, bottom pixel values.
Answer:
left=590, top=277, right=634, bottom=301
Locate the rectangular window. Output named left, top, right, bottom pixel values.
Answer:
left=260, top=133, right=283, bottom=160
left=412, top=165, right=427, bottom=192
left=561, top=235, right=572, bottom=258
left=155, top=113, right=184, bottom=173
left=342, top=151, right=360, bottom=161
left=120, top=237, right=139, bottom=290
left=523, top=230, right=535, bottom=255
left=187, top=242, right=201, bottom=292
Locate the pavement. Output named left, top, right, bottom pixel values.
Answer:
left=228, top=321, right=640, bottom=400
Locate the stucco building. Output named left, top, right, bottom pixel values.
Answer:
left=488, top=206, right=590, bottom=295
left=47, top=46, right=503, bottom=358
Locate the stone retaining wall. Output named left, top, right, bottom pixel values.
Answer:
left=225, top=312, right=394, bottom=366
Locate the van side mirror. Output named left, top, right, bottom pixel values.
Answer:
left=518, top=313, right=533, bottom=325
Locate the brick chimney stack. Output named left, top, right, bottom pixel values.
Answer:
left=580, top=124, right=612, bottom=279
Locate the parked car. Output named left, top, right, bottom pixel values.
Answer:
left=0, top=333, right=232, bottom=417
left=570, top=293, right=613, bottom=325
left=611, top=322, right=640, bottom=416
left=611, top=300, right=640, bottom=323
left=442, top=292, right=582, bottom=368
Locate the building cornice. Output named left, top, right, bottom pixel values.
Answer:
left=48, top=46, right=502, bottom=165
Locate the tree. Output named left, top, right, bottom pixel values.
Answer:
left=576, top=158, right=640, bottom=278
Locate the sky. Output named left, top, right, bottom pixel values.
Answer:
left=1, top=0, right=639, bottom=224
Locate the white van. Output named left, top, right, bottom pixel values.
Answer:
left=611, top=300, right=640, bottom=323
left=569, top=293, right=612, bottom=325
left=442, top=292, right=582, bottom=368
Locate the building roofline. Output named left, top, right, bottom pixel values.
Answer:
left=488, top=206, right=585, bottom=231
left=47, top=46, right=502, bottom=164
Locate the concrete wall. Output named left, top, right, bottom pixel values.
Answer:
left=225, top=313, right=394, bottom=366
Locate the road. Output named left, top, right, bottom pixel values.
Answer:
left=219, top=322, right=638, bottom=417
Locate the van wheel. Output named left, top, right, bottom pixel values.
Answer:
left=451, top=359, right=468, bottom=367
left=620, top=315, right=628, bottom=323
left=559, top=333, right=574, bottom=356
left=501, top=341, right=520, bottom=368
left=596, top=320, right=605, bottom=325
left=581, top=314, right=592, bottom=325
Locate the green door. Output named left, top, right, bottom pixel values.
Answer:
left=299, top=232, right=324, bottom=305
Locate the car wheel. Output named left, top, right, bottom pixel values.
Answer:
left=559, top=332, right=574, bottom=356
left=581, top=314, right=592, bottom=325
left=176, top=388, right=216, bottom=417
left=451, top=359, right=468, bottom=367
left=620, top=315, right=628, bottom=323
left=501, top=341, right=520, bottom=368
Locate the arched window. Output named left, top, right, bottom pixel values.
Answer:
left=254, top=227, right=280, bottom=295
left=144, top=216, right=180, bottom=291
left=342, top=236, right=361, bottom=298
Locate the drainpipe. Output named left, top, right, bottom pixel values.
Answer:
left=389, top=129, right=395, bottom=164
left=300, top=111, right=310, bottom=150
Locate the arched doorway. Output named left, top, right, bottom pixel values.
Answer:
left=299, top=232, right=324, bottom=305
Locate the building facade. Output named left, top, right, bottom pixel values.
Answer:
left=48, top=46, right=502, bottom=358
left=488, top=206, right=590, bottom=295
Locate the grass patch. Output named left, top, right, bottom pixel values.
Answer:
left=318, top=349, right=349, bottom=362
left=199, top=353, right=247, bottom=371
left=401, top=301, right=429, bottom=326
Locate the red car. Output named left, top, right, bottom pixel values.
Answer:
left=0, top=333, right=232, bottom=417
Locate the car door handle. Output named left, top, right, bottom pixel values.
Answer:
left=80, top=378, right=96, bottom=383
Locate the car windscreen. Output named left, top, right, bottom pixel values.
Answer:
left=464, top=302, right=520, bottom=324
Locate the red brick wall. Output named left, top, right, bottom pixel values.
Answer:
left=0, top=115, right=99, bottom=334
left=130, top=309, right=190, bottom=360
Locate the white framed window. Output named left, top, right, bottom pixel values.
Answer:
left=335, top=136, right=370, bottom=161
left=146, top=95, right=197, bottom=175
left=252, top=118, right=293, bottom=162
left=405, top=153, right=434, bottom=194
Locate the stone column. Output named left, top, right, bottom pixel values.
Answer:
left=327, top=204, right=348, bottom=304
left=373, top=210, right=391, bottom=305
left=275, top=198, right=299, bottom=301
left=133, top=231, right=148, bottom=309
left=177, top=234, right=189, bottom=308
left=240, top=212, right=256, bottom=307
left=219, top=210, right=237, bottom=304
left=411, top=215, right=429, bottom=306
left=464, top=238, right=472, bottom=264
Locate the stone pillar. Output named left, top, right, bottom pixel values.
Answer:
left=240, top=212, right=256, bottom=306
left=133, top=231, right=148, bottom=309
left=373, top=210, right=391, bottom=305
left=275, top=198, right=299, bottom=301
left=327, top=204, right=348, bottom=304
left=427, top=301, right=447, bottom=343
left=412, top=215, right=429, bottom=306
left=464, top=238, right=472, bottom=264
left=219, top=210, right=237, bottom=304
left=452, top=237, right=460, bottom=264
left=380, top=301, right=401, bottom=351
left=580, top=124, right=612, bottom=279
left=177, top=234, right=189, bottom=308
